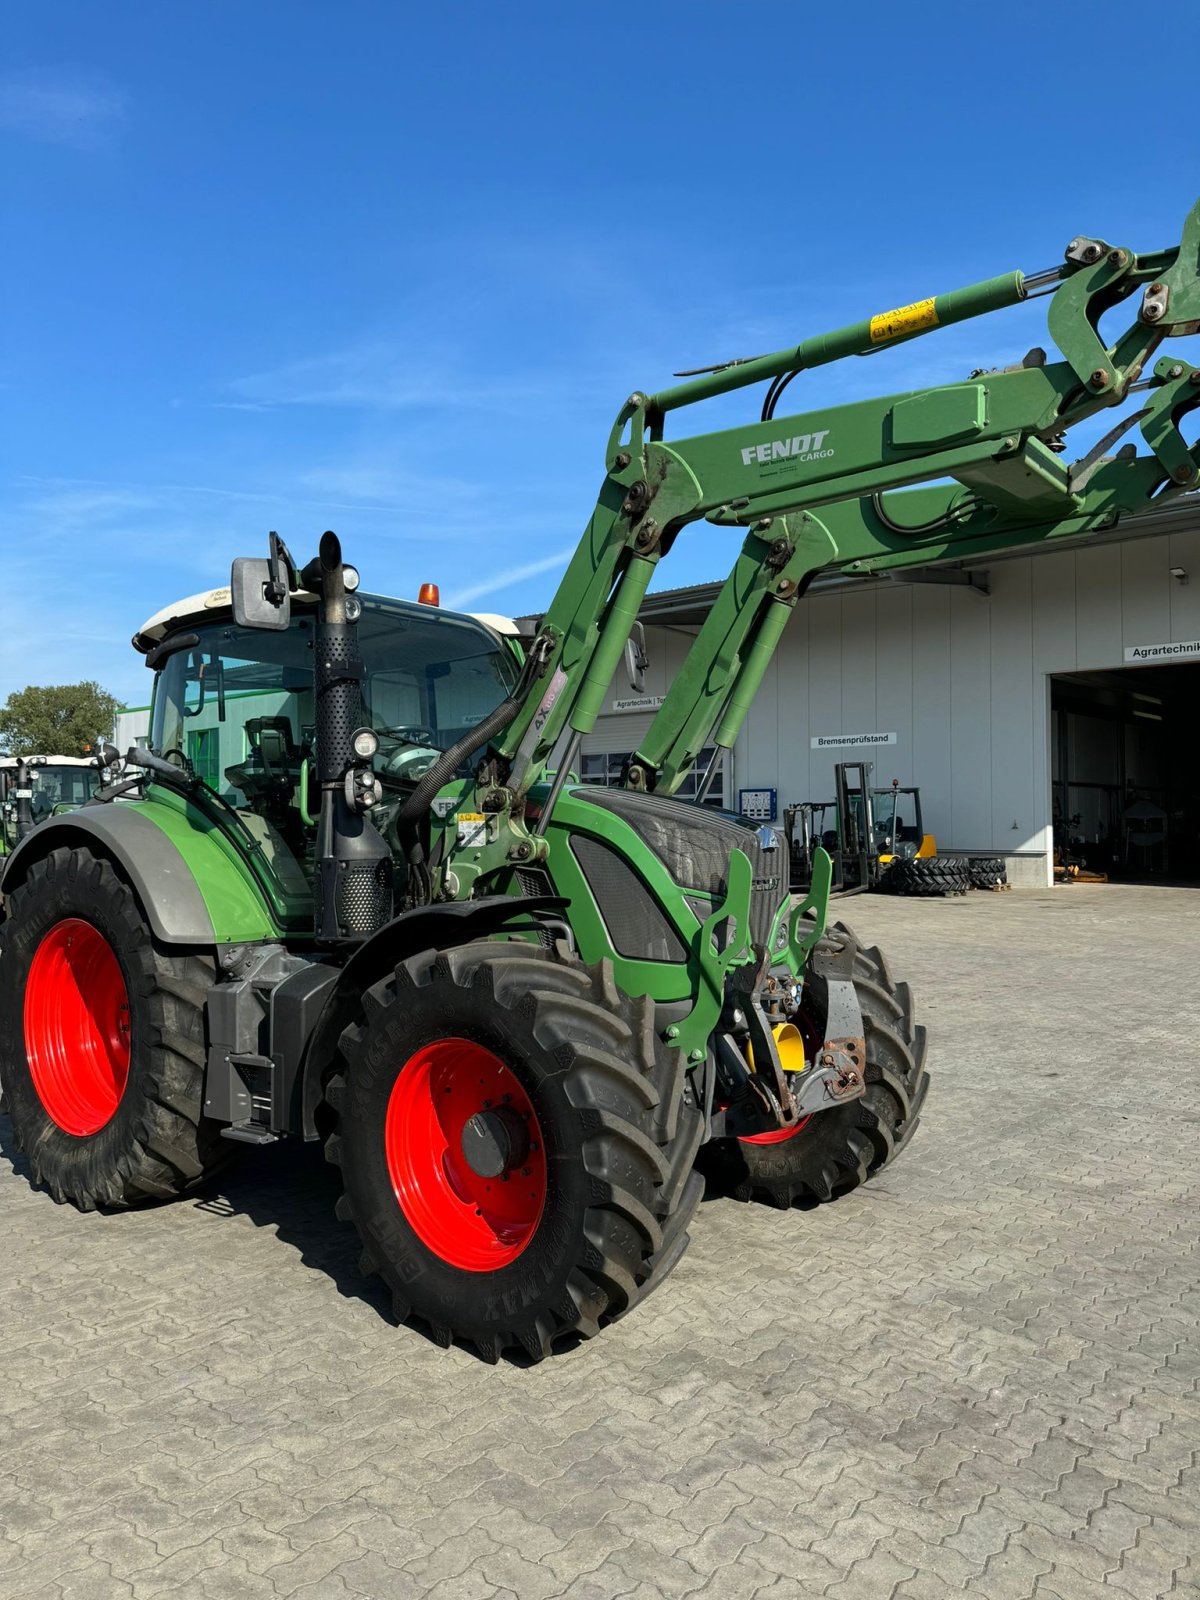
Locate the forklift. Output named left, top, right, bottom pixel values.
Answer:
left=784, top=763, right=964, bottom=895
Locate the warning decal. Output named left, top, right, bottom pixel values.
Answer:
left=455, top=812, right=487, bottom=848
left=869, top=296, right=939, bottom=344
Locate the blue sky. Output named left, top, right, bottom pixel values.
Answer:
left=2, top=0, right=1197, bottom=708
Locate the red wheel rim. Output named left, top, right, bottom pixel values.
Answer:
left=384, top=1038, right=546, bottom=1271
left=24, top=919, right=131, bottom=1136
left=739, top=1113, right=812, bottom=1147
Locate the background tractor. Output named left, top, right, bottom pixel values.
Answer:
left=2, top=202, right=1199, bottom=1361
left=0, top=756, right=102, bottom=857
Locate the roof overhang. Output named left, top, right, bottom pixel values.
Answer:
left=638, top=494, right=1200, bottom=627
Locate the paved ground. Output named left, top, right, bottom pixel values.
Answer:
left=2, top=885, right=1198, bottom=1600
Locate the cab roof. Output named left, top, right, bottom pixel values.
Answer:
left=0, top=754, right=97, bottom=767
left=133, top=586, right=520, bottom=652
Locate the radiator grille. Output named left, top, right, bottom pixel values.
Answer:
left=571, top=834, right=688, bottom=963
left=572, top=787, right=783, bottom=950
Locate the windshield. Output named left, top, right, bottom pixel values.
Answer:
left=871, top=788, right=921, bottom=849
left=149, top=596, right=520, bottom=808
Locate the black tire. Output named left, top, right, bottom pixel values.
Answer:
left=326, top=940, right=705, bottom=1363
left=967, top=855, right=1008, bottom=890
left=699, top=921, right=929, bottom=1209
left=0, top=846, right=229, bottom=1209
left=881, top=855, right=970, bottom=897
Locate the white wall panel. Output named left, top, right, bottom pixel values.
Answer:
left=1074, top=543, right=1122, bottom=669
left=1119, top=536, right=1171, bottom=650
left=910, top=586, right=952, bottom=846
left=1167, top=525, right=1200, bottom=641
left=949, top=587, right=992, bottom=847
left=875, top=586, right=914, bottom=788
left=988, top=560, right=1034, bottom=850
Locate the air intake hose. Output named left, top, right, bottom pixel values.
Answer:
left=399, top=638, right=548, bottom=825
left=399, top=687, right=526, bottom=825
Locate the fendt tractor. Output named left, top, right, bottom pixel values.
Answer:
left=2, top=205, right=1199, bottom=1362
left=0, top=756, right=101, bottom=857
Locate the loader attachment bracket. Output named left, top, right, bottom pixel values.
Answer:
left=770, top=844, right=833, bottom=979
left=668, top=847, right=755, bottom=1065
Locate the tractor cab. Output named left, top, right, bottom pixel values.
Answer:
left=871, top=780, right=934, bottom=865
left=135, top=585, right=523, bottom=913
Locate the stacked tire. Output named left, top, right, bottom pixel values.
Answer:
left=881, top=855, right=970, bottom=897
left=966, top=855, right=1008, bottom=890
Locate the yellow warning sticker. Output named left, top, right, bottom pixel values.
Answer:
left=869, top=296, right=939, bottom=344
left=456, top=812, right=487, bottom=848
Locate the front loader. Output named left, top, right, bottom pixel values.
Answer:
left=2, top=201, right=1199, bottom=1361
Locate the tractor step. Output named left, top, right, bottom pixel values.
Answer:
left=220, top=1122, right=278, bottom=1145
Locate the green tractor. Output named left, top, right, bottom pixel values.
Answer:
left=1, top=755, right=102, bottom=857
left=2, top=203, right=1198, bottom=1361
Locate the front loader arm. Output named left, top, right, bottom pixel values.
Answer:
left=636, top=347, right=1200, bottom=793
left=487, top=201, right=1200, bottom=809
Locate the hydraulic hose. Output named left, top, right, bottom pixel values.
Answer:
left=399, top=671, right=536, bottom=824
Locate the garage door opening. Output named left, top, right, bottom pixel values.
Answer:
left=1051, top=664, right=1200, bottom=883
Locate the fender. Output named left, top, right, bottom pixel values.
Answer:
left=0, top=803, right=279, bottom=946
left=286, top=894, right=568, bottom=1138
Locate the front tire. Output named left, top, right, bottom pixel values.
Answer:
left=326, top=940, right=705, bottom=1362
left=701, top=922, right=929, bottom=1208
left=0, top=846, right=228, bottom=1209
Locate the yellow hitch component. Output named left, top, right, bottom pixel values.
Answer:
left=748, top=1021, right=808, bottom=1076
left=916, top=833, right=937, bottom=859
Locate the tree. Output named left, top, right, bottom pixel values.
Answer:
left=0, top=681, right=121, bottom=758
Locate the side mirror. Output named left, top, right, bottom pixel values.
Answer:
left=231, top=557, right=291, bottom=631
left=624, top=621, right=649, bottom=695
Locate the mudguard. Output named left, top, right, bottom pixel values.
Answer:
left=292, top=894, right=567, bottom=1137
left=0, top=804, right=279, bottom=946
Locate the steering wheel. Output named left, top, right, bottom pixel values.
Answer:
left=382, top=744, right=441, bottom=782
left=371, top=725, right=438, bottom=782
left=380, top=724, right=436, bottom=748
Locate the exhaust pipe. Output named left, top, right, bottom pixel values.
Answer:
left=14, top=759, right=35, bottom=842
left=307, top=532, right=393, bottom=942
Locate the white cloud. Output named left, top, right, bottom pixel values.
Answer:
left=443, top=546, right=575, bottom=610
left=228, top=340, right=566, bottom=414
left=0, top=72, right=126, bottom=149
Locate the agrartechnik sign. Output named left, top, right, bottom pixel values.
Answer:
left=1124, top=639, right=1200, bottom=664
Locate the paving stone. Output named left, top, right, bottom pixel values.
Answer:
left=2, top=887, right=1197, bottom=1600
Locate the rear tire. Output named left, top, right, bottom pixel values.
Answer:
left=326, top=940, right=705, bottom=1362
left=700, top=922, right=929, bottom=1209
left=0, top=846, right=229, bottom=1209
left=882, top=856, right=970, bottom=897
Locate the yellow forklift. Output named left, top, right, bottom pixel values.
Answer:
left=785, top=762, right=970, bottom=896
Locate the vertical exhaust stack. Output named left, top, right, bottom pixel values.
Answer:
left=14, top=759, right=35, bottom=842
left=308, top=531, right=394, bottom=942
